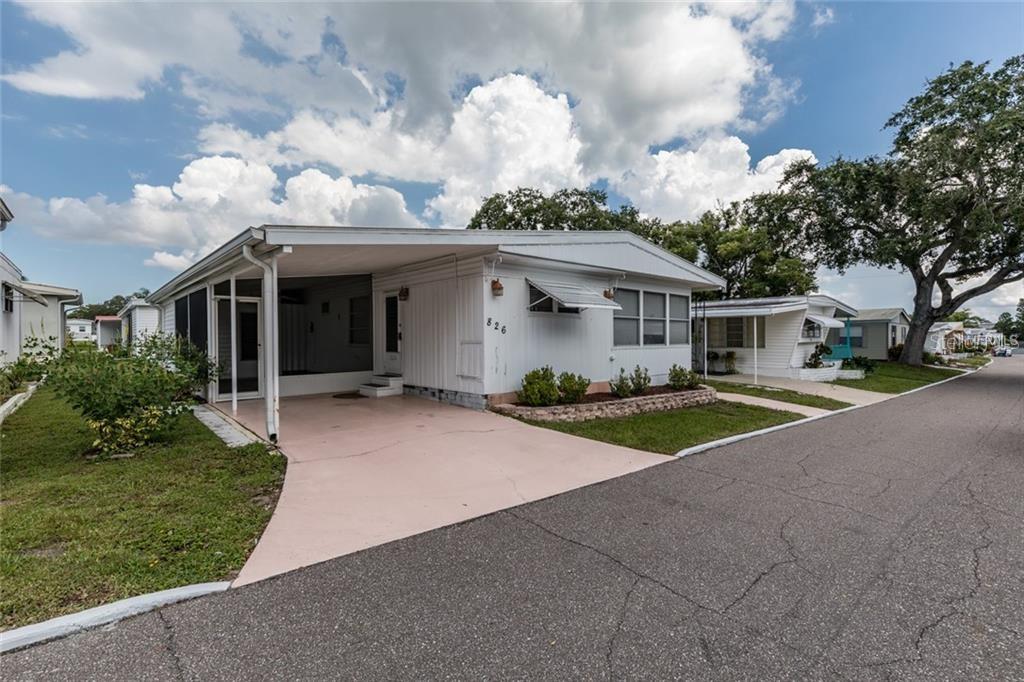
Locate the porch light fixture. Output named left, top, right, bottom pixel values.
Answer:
left=398, top=286, right=409, bottom=301
left=603, top=288, right=615, bottom=300
left=491, top=279, right=504, bottom=296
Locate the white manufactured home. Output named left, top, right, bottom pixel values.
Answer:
left=695, top=295, right=858, bottom=381
left=149, top=226, right=724, bottom=441
left=117, top=298, right=162, bottom=347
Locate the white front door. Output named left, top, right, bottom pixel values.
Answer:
left=382, top=294, right=402, bottom=375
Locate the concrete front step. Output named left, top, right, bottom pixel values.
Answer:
left=358, top=383, right=404, bottom=398
left=370, top=374, right=404, bottom=388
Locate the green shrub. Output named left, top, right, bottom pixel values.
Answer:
left=517, top=366, right=559, bottom=406
left=47, top=333, right=214, bottom=454
left=887, top=343, right=904, bottom=361
left=557, top=372, right=590, bottom=404
left=667, top=364, right=701, bottom=390
left=609, top=368, right=633, bottom=398
left=842, top=356, right=877, bottom=373
left=629, top=365, right=651, bottom=395
left=922, top=352, right=947, bottom=366
left=723, top=351, right=737, bottom=374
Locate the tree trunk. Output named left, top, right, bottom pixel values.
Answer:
left=900, top=280, right=938, bottom=365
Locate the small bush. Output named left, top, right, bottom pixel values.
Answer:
left=47, top=333, right=214, bottom=454
left=629, top=365, right=651, bottom=396
left=888, top=343, right=904, bottom=361
left=609, top=368, right=633, bottom=398
left=517, top=366, right=559, bottom=406
left=557, top=372, right=590, bottom=404
left=922, top=352, right=947, bottom=366
left=667, top=364, right=701, bottom=390
left=842, top=356, right=877, bottom=373
left=723, top=351, right=737, bottom=374
left=804, top=343, right=831, bottom=369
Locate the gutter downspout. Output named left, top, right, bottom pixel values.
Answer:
left=242, top=245, right=278, bottom=442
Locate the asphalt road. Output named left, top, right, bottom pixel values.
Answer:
left=4, top=358, right=1022, bottom=680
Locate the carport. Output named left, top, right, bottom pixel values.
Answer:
left=219, top=393, right=667, bottom=585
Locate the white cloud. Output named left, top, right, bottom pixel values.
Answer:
left=811, top=6, right=836, bottom=30
left=6, top=2, right=799, bottom=177
left=615, top=136, right=816, bottom=221
left=0, top=158, right=423, bottom=271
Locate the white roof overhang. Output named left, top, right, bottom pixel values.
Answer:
left=3, top=281, right=48, bottom=306
left=699, top=301, right=808, bottom=318
left=806, top=313, right=846, bottom=329
left=527, top=278, right=621, bottom=310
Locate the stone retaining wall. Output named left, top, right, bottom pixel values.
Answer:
left=491, top=386, right=717, bottom=423
left=835, top=369, right=865, bottom=380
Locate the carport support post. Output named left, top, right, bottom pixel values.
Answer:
left=702, top=314, right=708, bottom=381
left=753, top=315, right=758, bottom=385
left=241, top=245, right=277, bottom=442
left=230, top=274, right=238, bottom=416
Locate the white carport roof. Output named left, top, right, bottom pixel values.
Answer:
left=21, top=281, right=83, bottom=305
left=527, top=278, right=621, bottom=310
left=697, top=295, right=858, bottom=319
left=150, top=226, right=726, bottom=303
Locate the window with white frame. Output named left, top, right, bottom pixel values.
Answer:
left=838, top=325, right=863, bottom=347
left=726, top=317, right=745, bottom=347
left=528, top=284, right=579, bottom=314
left=642, top=291, right=666, bottom=345
left=2, top=284, right=13, bottom=313
left=613, top=288, right=640, bottom=346
left=669, top=294, right=690, bottom=344
left=801, top=319, right=822, bottom=340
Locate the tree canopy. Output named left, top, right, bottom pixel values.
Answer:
left=942, top=309, right=988, bottom=327
left=69, top=289, right=150, bottom=319
left=782, top=56, right=1024, bottom=364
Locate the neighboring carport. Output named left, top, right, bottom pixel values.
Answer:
left=222, top=394, right=667, bottom=585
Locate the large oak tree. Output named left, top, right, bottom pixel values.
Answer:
left=783, top=57, right=1024, bottom=365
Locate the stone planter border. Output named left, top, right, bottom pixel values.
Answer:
left=0, top=381, right=39, bottom=427
left=797, top=365, right=841, bottom=382
left=492, top=385, right=717, bottom=423
left=835, top=369, right=865, bottom=380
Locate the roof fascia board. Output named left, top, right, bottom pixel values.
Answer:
left=149, top=228, right=262, bottom=303
left=699, top=301, right=808, bottom=317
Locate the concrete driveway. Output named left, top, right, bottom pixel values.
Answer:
left=224, top=394, right=666, bottom=585
left=6, top=358, right=1020, bottom=679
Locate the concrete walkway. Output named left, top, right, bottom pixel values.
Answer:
left=220, top=394, right=667, bottom=585
left=712, top=373, right=889, bottom=406
left=713, top=391, right=830, bottom=418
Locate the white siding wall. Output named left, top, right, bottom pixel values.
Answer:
left=161, top=301, right=175, bottom=334
left=372, top=256, right=486, bottom=395
left=484, top=264, right=694, bottom=395
left=136, top=306, right=161, bottom=339
left=707, top=309, right=803, bottom=378
left=0, top=256, right=22, bottom=362
left=20, top=297, right=63, bottom=346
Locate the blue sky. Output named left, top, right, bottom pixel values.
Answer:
left=1, top=1, right=1022, bottom=319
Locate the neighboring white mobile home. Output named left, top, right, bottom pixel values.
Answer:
left=925, top=322, right=965, bottom=355
left=149, top=226, right=725, bottom=441
left=696, top=295, right=858, bottom=381
left=117, top=298, right=161, bottom=346
left=67, top=318, right=95, bottom=341
left=95, top=315, right=121, bottom=349
left=19, top=281, right=83, bottom=350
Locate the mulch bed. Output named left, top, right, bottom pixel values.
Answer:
left=513, top=384, right=692, bottom=407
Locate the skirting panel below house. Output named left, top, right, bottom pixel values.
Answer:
left=403, top=385, right=488, bottom=410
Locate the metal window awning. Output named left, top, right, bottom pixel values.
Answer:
left=806, top=313, right=846, bottom=329
left=526, top=278, right=621, bottom=310
left=2, top=281, right=48, bottom=306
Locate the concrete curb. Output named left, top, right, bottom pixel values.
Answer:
left=675, top=364, right=981, bottom=459
left=0, top=381, right=39, bottom=426
left=0, top=581, right=230, bottom=654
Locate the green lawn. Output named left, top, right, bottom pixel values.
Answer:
left=948, top=355, right=991, bottom=369
left=833, top=361, right=962, bottom=394
left=703, top=379, right=852, bottom=411
left=531, top=401, right=803, bottom=455
left=0, top=389, right=285, bottom=630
